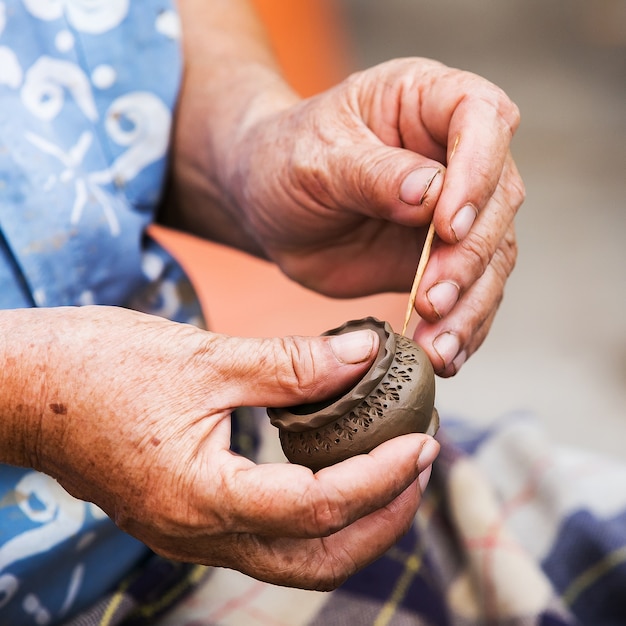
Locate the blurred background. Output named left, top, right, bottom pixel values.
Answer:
left=155, top=0, right=626, bottom=459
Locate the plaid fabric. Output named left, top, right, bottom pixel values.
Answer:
left=66, top=412, right=626, bottom=625
left=63, top=559, right=209, bottom=626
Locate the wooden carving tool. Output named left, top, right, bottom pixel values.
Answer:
left=401, top=221, right=436, bottom=336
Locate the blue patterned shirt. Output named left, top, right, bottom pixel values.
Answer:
left=0, top=1, right=203, bottom=623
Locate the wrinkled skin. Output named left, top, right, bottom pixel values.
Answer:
left=170, top=54, right=525, bottom=379
left=1, top=3, right=525, bottom=592
left=225, top=60, right=525, bottom=377
left=2, top=306, right=439, bottom=590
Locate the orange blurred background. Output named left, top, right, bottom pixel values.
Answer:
left=151, top=0, right=408, bottom=337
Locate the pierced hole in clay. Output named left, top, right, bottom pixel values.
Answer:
left=269, top=317, right=438, bottom=472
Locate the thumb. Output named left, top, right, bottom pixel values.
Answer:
left=209, top=329, right=379, bottom=409
left=329, top=143, right=445, bottom=226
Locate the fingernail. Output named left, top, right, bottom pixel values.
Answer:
left=432, top=331, right=461, bottom=369
left=451, top=204, right=477, bottom=241
left=329, top=330, right=378, bottom=364
left=418, top=464, right=433, bottom=494
left=417, top=437, right=440, bottom=472
left=399, top=168, right=440, bottom=205
left=452, top=350, right=467, bottom=373
left=426, top=281, right=460, bottom=318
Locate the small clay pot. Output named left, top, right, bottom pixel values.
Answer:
left=267, top=317, right=439, bottom=472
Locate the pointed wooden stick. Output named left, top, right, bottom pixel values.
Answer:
left=402, top=221, right=436, bottom=336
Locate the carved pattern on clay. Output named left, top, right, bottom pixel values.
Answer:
left=281, top=334, right=423, bottom=459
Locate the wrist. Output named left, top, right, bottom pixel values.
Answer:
left=171, top=63, right=298, bottom=252
left=162, top=0, right=300, bottom=253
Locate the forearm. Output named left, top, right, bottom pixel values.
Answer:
left=160, top=0, right=299, bottom=255
left=0, top=306, right=140, bottom=476
left=0, top=308, right=62, bottom=469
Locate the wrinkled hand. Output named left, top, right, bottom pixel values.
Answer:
left=23, top=306, right=438, bottom=590
left=226, top=58, right=525, bottom=376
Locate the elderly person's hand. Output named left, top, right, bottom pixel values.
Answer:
left=0, top=306, right=439, bottom=589
left=229, top=59, right=524, bottom=377
left=166, top=3, right=525, bottom=378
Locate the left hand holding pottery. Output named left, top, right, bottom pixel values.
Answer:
left=10, top=306, right=438, bottom=590
left=269, top=318, right=439, bottom=472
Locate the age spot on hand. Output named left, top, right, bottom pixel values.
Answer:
left=49, top=403, right=68, bottom=415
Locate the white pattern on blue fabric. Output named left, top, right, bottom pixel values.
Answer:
left=0, top=1, right=204, bottom=623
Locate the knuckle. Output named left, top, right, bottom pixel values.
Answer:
left=458, top=297, right=486, bottom=338
left=470, top=156, right=498, bottom=198
left=509, top=101, right=522, bottom=133
left=459, top=230, right=492, bottom=278
left=306, top=547, right=357, bottom=591
left=479, top=83, right=521, bottom=135
left=313, top=566, right=353, bottom=591
left=492, top=227, right=518, bottom=281
left=502, top=163, right=526, bottom=212
left=257, top=541, right=355, bottom=591
left=300, top=484, right=347, bottom=537
left=272, top=337, right=318, bottom=397
left=502, top=227, right=519, bottom=271
left=501, top=97, right=522, bottom=135
left=511, top=173, right=527, bottom=208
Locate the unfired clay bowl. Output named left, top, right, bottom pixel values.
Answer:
left=267, top=317, right=439, bottom=472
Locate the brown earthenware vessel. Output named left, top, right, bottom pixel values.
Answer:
left=267, top=317, right=439, bottom=472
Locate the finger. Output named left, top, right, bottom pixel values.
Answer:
left=425, top=79, right=523, bottom=244
left=211, top=433, right=439, bottom=537
left=308, top=138, right=445, bottom=226
left=204, top=329, right=381, bottom=409
left=293, top=72, right=448, bottom=225
left=336, top=143, right=445, bottom=225
left=416, top=157, right=522, bottom=323
left=214, top=477, right=425, bottom=590
left=413, top=223, right=518, bottom=376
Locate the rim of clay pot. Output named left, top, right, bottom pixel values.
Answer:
left=268, top=317, right=396, bottom=433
